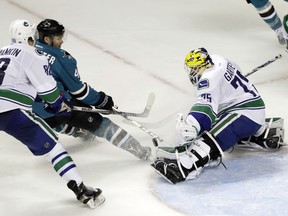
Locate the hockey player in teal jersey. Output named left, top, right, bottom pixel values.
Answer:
left=246, top=0, right=288, bottom=45
left=32, top=19, right=151, bottom=160
left=152, top=48, right=285, bottom=184
left=0, top=19, right=104, bottom=208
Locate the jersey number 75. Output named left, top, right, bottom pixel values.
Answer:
left=231, top=70, right=257, bottom=97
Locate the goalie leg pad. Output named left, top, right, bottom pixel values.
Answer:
left=155, top=145, right=190, bottom=160
left=152, top=132, right=223, bottom=184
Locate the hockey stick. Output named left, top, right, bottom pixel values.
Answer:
left=245, top=54, right=282, bottom=77
left=112, top=106, right=164, bottom=145
left=73, top=92, right=155, bottom=118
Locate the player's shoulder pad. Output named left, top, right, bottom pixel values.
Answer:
left=197, top=79, right=209, bottom=90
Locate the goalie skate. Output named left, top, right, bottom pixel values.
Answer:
left=237, top=117, right=286, bottom=150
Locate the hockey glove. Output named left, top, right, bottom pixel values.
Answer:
left=45, top=92, right=73, bottom=116
left=175, top=113, right=198, bottom=146
left=94, top=91, right=114, bottom=111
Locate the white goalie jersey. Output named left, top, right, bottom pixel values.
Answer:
left=192, top=54, right=266, bottom=126
left=0, top=43, right=57, bottom=113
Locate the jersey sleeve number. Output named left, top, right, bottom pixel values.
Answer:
left=231, top=70, right=256, bottom=97
left=0, top=58, right=11, bottom=85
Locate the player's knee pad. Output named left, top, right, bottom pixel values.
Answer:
left=68, top=111, right=103, bottom=132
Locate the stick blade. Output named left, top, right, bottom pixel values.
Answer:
left=140, top=92, right=155, bottom=117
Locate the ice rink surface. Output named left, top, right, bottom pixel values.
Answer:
left=0, top=0, right=288, bottom=215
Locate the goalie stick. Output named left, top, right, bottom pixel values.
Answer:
left=245, top=54, right=282, bottom=77
left=73, top=92, right=155, bottom=118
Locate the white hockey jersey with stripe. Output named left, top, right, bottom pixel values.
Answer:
left=0, top=43, right=57, bottom=113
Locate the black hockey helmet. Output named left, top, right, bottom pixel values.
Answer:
left=37, top=19, right=65, bottom=42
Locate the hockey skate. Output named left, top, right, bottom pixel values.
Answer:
left=237, top=117, right=285, bottom=150
left=67, top=180, right=105, bottom=208
left=275, top=27, right=286, bottom=45
left=152, top=132, right=223, bottom=184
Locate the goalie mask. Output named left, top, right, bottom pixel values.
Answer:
left=184, top=48, right=214, bottom=86
left=9, top=19, right=37, bottom=45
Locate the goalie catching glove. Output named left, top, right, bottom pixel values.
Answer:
left=175, top=113, right=199, bottom=146
left=152, top=132, right=223, bottom=184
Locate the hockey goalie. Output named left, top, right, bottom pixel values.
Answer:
left=151, top=48, right=285, bottom=184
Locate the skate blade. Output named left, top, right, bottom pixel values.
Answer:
left=236, top=142, right=287, bottom=151
left=87, top=194, right=105, bottom=209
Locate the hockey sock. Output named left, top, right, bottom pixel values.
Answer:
left=43, top=142, right=83, bottom=184
left=94, top=117, right=151, bottom=159
left=253, top=1, right=282, bottom=30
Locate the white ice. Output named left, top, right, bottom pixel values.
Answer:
left=0, top=0, right=288, bottom=215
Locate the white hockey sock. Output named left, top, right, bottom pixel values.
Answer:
left=43, top=142, right=83, bottom=184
